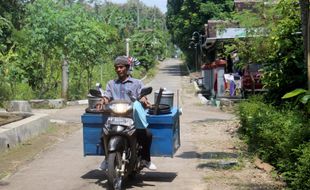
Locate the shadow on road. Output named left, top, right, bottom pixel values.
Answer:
left=197, top=161, right=237, bottom=170
left=176, top=151, right=239, bottom=170
left=125, top=171, right=177, bottom=189
left=81, top=170, right=177, bottom=189
left=176, top=151, right=238, bottom=160
left=159, top=65, right=188, bottom=76
left=81, top=170, right=109, bottom=188
left=0, top=181, right=9, bottom=187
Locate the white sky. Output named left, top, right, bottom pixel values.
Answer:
left=105, top=0, right=167, bottom=13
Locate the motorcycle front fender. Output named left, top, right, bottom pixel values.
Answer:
left=108, top=136, right=125, bottom=152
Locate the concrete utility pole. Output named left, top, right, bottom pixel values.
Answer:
left=126, top=38, right=130, bottom=57
left=61, top=57, right=69, bottom=101
left=137, top=0, right=140, bottom=28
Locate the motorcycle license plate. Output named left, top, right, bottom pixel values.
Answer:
left=106, top=117, right=134, bottom=126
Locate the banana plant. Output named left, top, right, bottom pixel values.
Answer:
left=282, top=88, right=310, bottom=114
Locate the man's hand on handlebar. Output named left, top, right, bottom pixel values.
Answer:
left=96, top=97, right=109, bottom=110
left=140, top=96, right=152, bottom=109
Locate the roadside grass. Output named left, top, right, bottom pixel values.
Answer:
left=144, top=64, right=159, bottom=83
left=0, top=123, right=80, bottom=180
left=138, top=61, right=160, bottom=85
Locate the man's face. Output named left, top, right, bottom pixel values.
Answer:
left=114, top=64, right=128, bottom=78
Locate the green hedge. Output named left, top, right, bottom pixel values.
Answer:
left=238, top=96, right=310, bottom=189
left=291, top=142, right=310, bottom=189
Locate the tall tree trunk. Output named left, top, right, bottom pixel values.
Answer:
left=299, top=0, right=310, bottom=89
left=308, top=7, right=310, bottom=90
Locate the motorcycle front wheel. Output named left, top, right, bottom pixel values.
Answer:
left=107, top=152, right=123, bottom=190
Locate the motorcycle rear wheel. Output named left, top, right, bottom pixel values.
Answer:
left=107, top=152, right=123, bottom=190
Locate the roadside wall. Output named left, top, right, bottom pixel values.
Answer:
left=0, top=113, right=49, bottom=152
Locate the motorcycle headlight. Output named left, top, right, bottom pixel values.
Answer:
left=109, top=103, right=132, bottom=114
left=113, top=125, right=125, bottom=132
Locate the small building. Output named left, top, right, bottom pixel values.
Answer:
left=196, top=0, right=266, bottom=98
left=200, top=19, right=244, bottom=95
left=234, top=0, right=261, bottom=12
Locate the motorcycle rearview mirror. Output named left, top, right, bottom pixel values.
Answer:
left=89, top=89, right=103, bottom=98
left=139, top=87, right=152, bottom=99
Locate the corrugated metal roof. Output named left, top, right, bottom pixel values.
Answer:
left=207, top=28, right=246, bottom=41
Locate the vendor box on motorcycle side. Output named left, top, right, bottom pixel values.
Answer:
left=81, top=113, right=109, bottom=155
left=146, top=107, right=180, bottom=157
left=81, top=108, right=180, bottom=157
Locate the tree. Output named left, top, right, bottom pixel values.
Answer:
left=231, top=0, right=306, bottom=102
left=131, top=29, right=169, bottom=71
left=14, top=0, right=119, bottom=99
left=0, top=0, right=171, bottom=102
left=298, top=0, right=310, bottom=90
left=0, top=0, right=28, bottom=30
left=166, top=0, right=234, bottom=66
left=98, top=1, right=166, bottom=38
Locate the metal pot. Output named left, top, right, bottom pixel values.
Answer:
left=148, top=104, right=171, bottom=115
left=154, top=90, right=174, bottom=108
left=87, top=95, right=101, bottom=109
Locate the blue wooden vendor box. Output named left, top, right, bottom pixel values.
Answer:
left=147, top=108, right=180, bottom=157
left=81, top=108, right=180, bottom=157
left=81, top=113, right=108, bottom=156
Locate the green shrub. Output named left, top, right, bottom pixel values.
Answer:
left=0, top=83, right=11, bottom=106
left=291, top=142, right=310, bottom=190
left=13, top=83, right=36, bottom=100
left=238, top=96, right=310, bottom=188
left=282, top=142, right=310, bottom=190
left=238, top=95, right=271, bottom=151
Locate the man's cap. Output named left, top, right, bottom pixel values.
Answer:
left=114, top=56, right=130, bottom=66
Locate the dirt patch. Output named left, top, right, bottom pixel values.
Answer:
left=0, top=113, right=30, bottom=127
left=0, top=122, right=81, bottom=179
left=180, top=71, right=285, bottom=189
left=192, top=120, right=285, bottom=189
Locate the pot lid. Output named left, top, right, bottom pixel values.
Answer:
left=154, top=89, right=174, bottom=95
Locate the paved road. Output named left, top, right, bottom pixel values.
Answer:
left=1, top=59, right=234, bottom=190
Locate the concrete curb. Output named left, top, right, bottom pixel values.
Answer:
left=0, top=113, right=49, bottom=152
left=67, top=99, right=88, bottom=106
left=185, top=62, right=211, bottom=106
left=29, top=99, right=65, bottom=109
left=140, top=74, right=148, bottom=81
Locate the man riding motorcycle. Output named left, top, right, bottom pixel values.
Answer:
left=96, top=55, right=156, bottom=171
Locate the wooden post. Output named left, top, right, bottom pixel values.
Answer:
left=308, top=6, right=310, bottom=90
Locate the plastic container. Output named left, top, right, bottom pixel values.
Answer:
left=154, top=90, right=174, bottom=108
